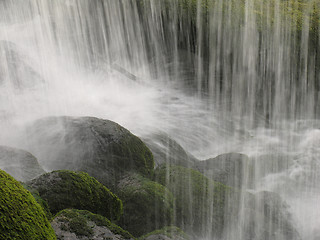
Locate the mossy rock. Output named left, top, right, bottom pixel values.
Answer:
left=117, top=173, right=174, bottom=237
left=21, top=183, right=52, bottom=220
left=51, top=209, right=134, bottom=240
left=0, top=145, right=45, bottom=182
left=155, top=165, right=232, bottom=238
left=142, top=132, right=198, bottom=168
left=27, top=170, right=122, bottom=221
left=25, top=116, right=154, bottom=189
left=0, top=169, right=56, bottom=240
left=139, top=226, right=189, bottom=240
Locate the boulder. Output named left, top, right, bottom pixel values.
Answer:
left=139, top=226, right=189, bottom=240
left=142, top=132, right=198, bottom=168
left=155, top=165, right=231, bottom=238
left=27, top=170, right=122, bottom=221
left=117, top=173, right=174, bottom=237
left=25, top=116, right=154, bottom=189
left=0, top=169, right=56, bottom=239
left=0, top=145, right=45, bottom=182
left=22, top=183, right=52, bottom=220
left=51, top=209, right=134, bottom=240
left=196, top=153, right=251, bottom=188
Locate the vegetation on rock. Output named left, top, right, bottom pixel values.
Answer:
left=117, top=173, right=174, bottom=237
left=21, top=183, right=52, bottom=220
left=0, top=169, right=56, bottom=240
left=27, top=170, right=122, bottom=221
left=52, top=209, right=135, bottom=240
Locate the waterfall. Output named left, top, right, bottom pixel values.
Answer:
left=0, top=0, right=319, bottom=239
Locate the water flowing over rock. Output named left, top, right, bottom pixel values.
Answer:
left=142, top=132, right=198, bottom=168
left=0, top=0, right=319, bottom=239
left=24, top=116, right=154, bottom=189
left=196, top=153, right=251, bottom=188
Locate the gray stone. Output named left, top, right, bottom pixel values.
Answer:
left=24, top=116, right=154, bottom=189
left=0, top=145, right=45, bottom=181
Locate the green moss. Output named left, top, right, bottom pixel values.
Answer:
left=155, top=165, right=232, bottom=237
left=139, top=226, right=189, bottom=240
left=109, top=133, right=154, bottom=178
left=117, top=174, right=174, bottom=237
left=54, top=209, right=135, bottom=239
left=21, top=183, right=52, bottom=220
left=28, top=170, right=123, bottom=221
left=0, top=169, right=56, bottom=240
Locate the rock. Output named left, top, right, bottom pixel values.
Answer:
left=51, top=209, right=134, bottom=240
left=0, top=169, right=56, bottom=239
left=155, top=165, right=232, bottom=239
left=0, top=145, right=45, bottom=182
left=142, top=132, right=198, bottom=168
left=116, top=173, right=174, bottom=237
left=25, top=116, right=154, bottom=189
left=139, top=226, right=190, bottom=240
left=27, top=170, right=122, bottom=221
left=196, top=153, right=251, bottom=188
left=21, top=183, right=52, bottom=220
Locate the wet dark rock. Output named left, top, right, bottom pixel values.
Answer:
left=0, top=145, right=45, bottom=182
left=195, top=153, right=251, bottom=188
left=142, top=132, right=198, bottom=168
left=25, top=116, right=154, bottom=189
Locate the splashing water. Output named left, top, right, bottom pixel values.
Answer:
left=0, top=0, right=319, bottom=239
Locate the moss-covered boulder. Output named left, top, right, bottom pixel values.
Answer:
left=27, top=170, right=122, bottom=221
left=21, top=183, right=52, bottom=220
left=117, top=173, right=174, bottom=237
left=155, top=165, right=231, bottom=238
left=51, top=209, right=134, bottom=240
left=0, top=169, right=56, bottom=239
left=25, top=116, right=154, bottom=188
left=139, top=226, right=189, bottom=240
left=0, top=145, right=45, bottom=182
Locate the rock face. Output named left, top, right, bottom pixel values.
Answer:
left=0, top=145, right=45, bottom=182
left=155, top=165, right=231, bottom=239
left=196, top=153, right=251, bottom=188
left=0, top=169, right=56, bottom=240
left=116, top=173, right=174, bottom=237
left=28, top=170, right=122, bottom=221
left=51, top=209, right=134, bottom=240
left=140, top=226, right=189, bottom=240
left=142, top=132, right=198, bottom=168
left=25, top=116, right=154, bottom=189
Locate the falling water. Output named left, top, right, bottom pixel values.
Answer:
left=0, top=0, right=319, bottom=239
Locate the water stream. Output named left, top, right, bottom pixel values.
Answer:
left=0, top=0, right=319, bottom=239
